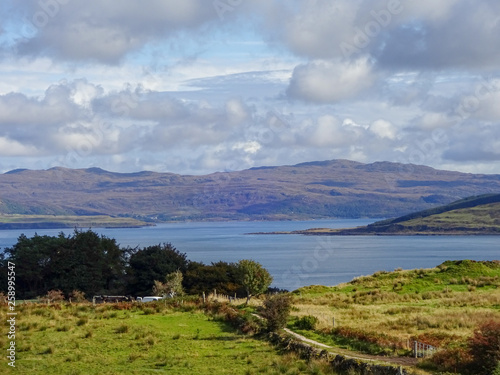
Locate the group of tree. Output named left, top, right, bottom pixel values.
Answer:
left=0, top=230, right=274, bottom=301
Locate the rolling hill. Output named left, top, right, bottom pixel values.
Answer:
left=1, top=160, right=500, bottom=223
left=294, top=194, right=500, bottom=235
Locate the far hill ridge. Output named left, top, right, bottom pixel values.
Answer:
left=1, top=160, right=500, bottom=222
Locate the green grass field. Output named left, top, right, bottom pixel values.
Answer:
left=1, top=301, right=338, bottom=375
left=3, top=260, right=498, bottom=374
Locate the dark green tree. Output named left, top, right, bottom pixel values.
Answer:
left=184, top=261, right=243, bottom=296
left=2, top=230, right=127, bottom=299
left=50, top=230, right=127, bottom=296
left=3, top=233, right=67, bottom=298
left=127, top=243, right=188, bottom=295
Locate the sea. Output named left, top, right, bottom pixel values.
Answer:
left=0, top=219, right=498, bottom=291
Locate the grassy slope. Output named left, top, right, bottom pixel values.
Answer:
left=2, top=302, right=337, bottom=375
left=296, top=194, right=500, bottom=235
left=402, top=202, right=500, bottom=231
left=291, top=260, right=500, bottom=355
left=0, top=214, right=151, bottom=229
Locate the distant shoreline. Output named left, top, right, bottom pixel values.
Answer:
left=250, top=229, right=500, bottom=236
left=0, top=214, right=153, bottom=230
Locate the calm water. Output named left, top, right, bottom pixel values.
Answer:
left=1, top=219, right=498, bottom=291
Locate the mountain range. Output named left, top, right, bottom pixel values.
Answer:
left=1, top=160, right=500, bottom=222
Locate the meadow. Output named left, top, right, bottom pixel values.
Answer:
left=290, top=261, right=500, bottom=368
left=1, top=299, right=338, bottom=375
left=2, top=260, right=498, bottom=375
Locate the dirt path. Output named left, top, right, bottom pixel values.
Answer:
left=283, top=328, right=419, bottom=367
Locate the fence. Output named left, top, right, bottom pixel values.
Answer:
left=202, top=291, right=246, bottom=304
left=413, top=340, right=437, bottom=358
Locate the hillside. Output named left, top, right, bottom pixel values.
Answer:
left=294, top=194, right=500, bottom=235
left=1, top=160, right=500, bottom=222
left=290, top=260, right=500, bottom=372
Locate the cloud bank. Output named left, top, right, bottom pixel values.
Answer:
left=0, top=0, right=499, bottom=174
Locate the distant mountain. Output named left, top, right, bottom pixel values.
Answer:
left=1, top=160, right=500, bottom=222
left=294, top=194, right=500, bottom=235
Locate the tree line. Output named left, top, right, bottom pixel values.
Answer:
left=0, top=230, right=275, bottom=301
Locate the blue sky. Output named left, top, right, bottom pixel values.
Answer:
left=0, top=0, right=500, bottom=175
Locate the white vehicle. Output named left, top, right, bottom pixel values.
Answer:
left=136, top=296, right=163, bottom=302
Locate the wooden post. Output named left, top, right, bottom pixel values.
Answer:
left=414, top=341, right=418, bottom=358
left=214, top=289, right=217, bottom=299
left=202, top=292, right=206, bottom=304
left=332, top=317, right=335, bottom=327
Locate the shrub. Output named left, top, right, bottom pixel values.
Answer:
left=428, top=346, right=473, bottom=374
left=294, top=315, right=318, bottom=331
left=0, top=292, right=7, bottom=306
left=239, top=314, right=263, bottom=335
left=143, top=308, right=155, bottom=315
left=468, top=320, right=500, bottom=375
left=261, top=293, right=292, bottom=332
left=70, top=290, right=86, bottom=303
left=42, top=290, right=65, bottom=303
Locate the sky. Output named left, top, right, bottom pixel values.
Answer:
left=0, top=0, right=499, bottom=175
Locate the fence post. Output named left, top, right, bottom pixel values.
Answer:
left=202, top=292, right=206, bottom=304
left=332, top=317, right=335, bottom=327
left=414, top=341, right=418, bottom=358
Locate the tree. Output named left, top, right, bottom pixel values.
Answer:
left=165, top=270, right=184, bottom=297
left=127, top=243, right=188, bottom=295
left=3, top=233, right=67, bottom=298
left=261, top=293, right=292, bottom=332
left=183, top=261, right=242, bottom=296
left=49, top=230, right=127, bottom=296
left=236, top=259, right=273, bottom=304
left=2, top=230, right=128, bottom=299
left=153, top=270, right=184, bottom=297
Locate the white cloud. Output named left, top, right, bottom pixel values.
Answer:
left=412, top=113, right=455, bottom=131
left=287, top=58, right=375, bottom=103
left=304, top=115, right=361, bottom=148
left=0, top=136, right=39, bottom=156
left=369, top=119, right=397, bottom=140
left=232, top=141, right=261, bottom=154
left=225, top=98, right=250, bottom=125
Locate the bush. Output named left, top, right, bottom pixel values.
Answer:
left=468, top=320, right=500, bottom=375
left=261, top=294, right=293, bottom=332
left=294, top=315, right=318, bottom=331
left=428, top=346, right=473, bottom=374
left=70, top=290, right=86, bottom=303
left=42, top=289, right=65, bottom=303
